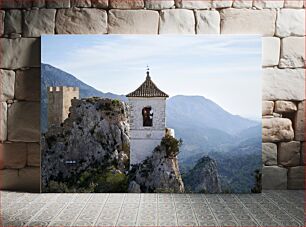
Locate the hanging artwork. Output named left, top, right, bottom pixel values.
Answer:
left=41, top=35, right=262, bottom=193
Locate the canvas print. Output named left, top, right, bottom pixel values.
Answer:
left=41, top=35, right=262, bottom=193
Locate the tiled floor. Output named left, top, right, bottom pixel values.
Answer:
left=1, top=190, right=304, bottom=226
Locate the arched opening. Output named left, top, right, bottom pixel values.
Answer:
left=142, top=106, right=153, bottom=127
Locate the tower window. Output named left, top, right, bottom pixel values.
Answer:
left=142, top=107, right=153, bottom=127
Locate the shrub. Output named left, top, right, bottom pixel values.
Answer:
left=46, top=180, right=71, bottom=192
left=95, top=170, right=128, bottom=192
left=154, top=188, right=175, bottom=193
left=161, top=135, right=183, bottom=158
left=112, top=99, right=121, bottom=106
left=251, top=169, right=262, bottom=193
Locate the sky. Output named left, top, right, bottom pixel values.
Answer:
left=41, top=35, right=262, bottom=120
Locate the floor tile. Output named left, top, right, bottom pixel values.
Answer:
left=0, top=190, right=303, bottom=227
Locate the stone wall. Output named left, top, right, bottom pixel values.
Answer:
left=47, top=86, right=79, bottom=127
left=0, top=0, right=304, bottom=192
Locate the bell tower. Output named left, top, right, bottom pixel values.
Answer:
left=127, top=68, right=169, bottom=165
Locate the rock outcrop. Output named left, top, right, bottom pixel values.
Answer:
left=129, top=135, right=185, bottom=193
left=183, top=156, right=221, bottom=193
left=41, top=98, right=130, bottom=192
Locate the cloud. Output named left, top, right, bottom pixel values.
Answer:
left=43, top=35, right=261, bottom=75
left=42, top=35, right=261, bottom=118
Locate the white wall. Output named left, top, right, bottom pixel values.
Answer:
left=129, top=97, right=167, bottom=164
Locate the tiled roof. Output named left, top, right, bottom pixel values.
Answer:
left=126, top=72, right=169, bottom=98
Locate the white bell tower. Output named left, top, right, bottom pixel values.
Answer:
left=127, top=67, right=169, bottom=165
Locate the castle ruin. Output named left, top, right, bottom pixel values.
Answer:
left=47, top=86, right=79, bottom=127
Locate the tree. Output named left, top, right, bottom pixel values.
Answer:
left=251, top=169, right=262, bottom=193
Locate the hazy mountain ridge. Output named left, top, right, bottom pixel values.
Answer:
left=41, top=63, right=127, bottom=100
left=166, top=95, right=257, bottom=135
left=167, top=95, right=261, bottom=166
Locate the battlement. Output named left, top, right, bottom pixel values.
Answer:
left=48, top=86, right=80, bottom=93
left=47, top=86, right=80, bottom=127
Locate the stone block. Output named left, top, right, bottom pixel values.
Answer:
left=284, top=0, right=304, bottom=8
left=23, top=9, right=56, bottom=37
left=91, top=0, right=108, bottom=8
left=294, top=101, right=305, bottom=141
left=15, top=68, right=41, bottom=101
left=159, top=9, right=195, bottom=34
left=262, top=68, right=305, bottom=101
left=0, top=69, right=15, bottom=102
left=46, top=0, right=70, bottom=8
left=278, top=141, right=301, bottom=167
left=288, top=166, right=304, bottom=189
left=301, top=142, right=305, bottom=165
left=4, top=9, right=22, bottom=34
left=56, top=8, right=107, bottom=34
left=262, top=166, right=287, bottom=189
left=175, top=0, right=212, bottom=9
left=0, top=167, right=40, bottom=192
left=32, top=0, right=46, bottom=8
left=0, top=143, right=27, bottom=169
left=232, top=0, right=253, bottom=8
left=195, top=10, right=220, bottom=34
left=8, top=102, right=40, bottom=142
left=145, top=0, right=175, bottom=9
left=0, top=38, right=40, bottom=69
left=109, top=0, right=144, bottom=9
left=275, top=101, right=297, bottom=113
left=262, top=101, right=274, bottom=116
left=220, top=9, right=276, bottom=36
left=280, top=37, right=305, bottom=68
left=262, top=37, right=280, bottom=67
left=262, top=143, right=277, bottom=166
left=27, top=143, right=40, bottom=167
left=262, top=118, right=294, bottom=142
left=108, top=10, right=159, bottom=34
left=0, top=102, right=7, bottom=142
left=276, top=9, right=305, bottom=37
left=71, top=0, right=92, bottom=7
left=253, top=0, right=284, bottom=8
left=0, top=0, right=32, bottom=9
left=0, top=10, right=4, bottom=35
left=212, top=0, right=233, bottom=8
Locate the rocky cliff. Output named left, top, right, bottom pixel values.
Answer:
left=41, top=98, right=130, bottom=192
left=129, top=135, right=185, bottom=193
left=183, top=156, right=221, bottom=193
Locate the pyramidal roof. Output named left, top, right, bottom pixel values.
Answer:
left=126, top=69, right=169, bottom=98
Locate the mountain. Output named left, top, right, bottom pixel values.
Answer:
left=208, top=138, right=262, bottom=193
left=181, top=137, right=261, bottom=193
left=183, top=156, right=221, bottom=193
left=166, top=96, right=261, bottom=193
left=236, top=124, right=262, bottom=141
left=41, top=63, right=127, bottom=131
left=166, top=95, right=260, bottom=162
left=166, top=95, right=257, bottom=135
left=41, top=63, right=127, bottom=100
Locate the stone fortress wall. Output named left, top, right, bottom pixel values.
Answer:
left=47, top=86, right=80, bottom=127
left=0, top=0, right=304, bottom=192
